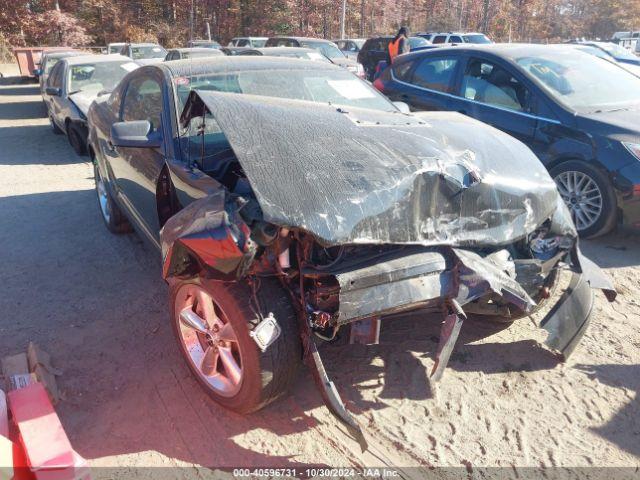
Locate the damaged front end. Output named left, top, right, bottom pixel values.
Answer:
left=160, top=91, right=616, bottom=448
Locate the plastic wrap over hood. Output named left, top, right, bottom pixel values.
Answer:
left=185, top=91, right=575, bottom=246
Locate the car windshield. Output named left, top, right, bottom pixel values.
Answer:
left=174, top=68, right=395, bottom=112
left=252, top=39, right=267, bottom=47
left=268, top=51, right=330, bottom=62
left=409, top=37, right=429, bottom=49
left=353, top=40, right=365, bottom=49
left=300, top=41, right=345, bottom=59
left=463, top=34, right=491, bottom=44
left=131, top=45, right=166, bottom=59
left=108, top=45, right=122, bottom=54
left=68, top=61, right=138, bottom=93
left=516, top=50, right=640, bottom=112
left=597, top=42, right=638, bottom=60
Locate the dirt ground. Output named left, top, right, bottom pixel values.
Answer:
left=0, top=67, right=639, bottom=477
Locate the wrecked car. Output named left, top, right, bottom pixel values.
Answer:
left=45, top=54, right=138, bottom=156
left=87, top=56, right=615, bottom=449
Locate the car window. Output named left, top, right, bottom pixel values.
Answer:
left=237, top=39, right=250, bottom=47
left=48, top=62, right=63, bottom=88
left=122, top=76, right=163, bottom=131
left=410, top=57, right=459, bottom=92
left=449, top=36, right=463, bottom=43
left=461, top=58, right=529, bottom=112
left=392, top=61, right=415, bottom=81
left=432, top=35, right=446, bottom=44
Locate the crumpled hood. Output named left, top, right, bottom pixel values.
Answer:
left=69, top=90, right=99, bottom=116
left=184, top=91, right=575, bottom=247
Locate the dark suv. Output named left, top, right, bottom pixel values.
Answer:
left=357, top=36, right=430, bottom=80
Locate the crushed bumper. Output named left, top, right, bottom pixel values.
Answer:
left=540, top=271, right=594, bottom=358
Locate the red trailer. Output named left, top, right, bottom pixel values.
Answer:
left=13, top=47, right=73, bottom=79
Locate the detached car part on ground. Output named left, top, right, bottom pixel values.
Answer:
left=89, top=60, right=615, bottom=450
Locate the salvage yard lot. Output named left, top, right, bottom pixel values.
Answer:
left=0, top=73, right=639, bottom=473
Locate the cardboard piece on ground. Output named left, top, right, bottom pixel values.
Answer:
left=0, top=390, right=7, bottom=439
left=349, top=317, right=381, bottom=345
left=1, top=354, right=28, bottom=392
left=0, top=434, right=13, bottom=480
left=27, top=344, right=62, bottom=404
left=7, top=383, right=74, bottom=472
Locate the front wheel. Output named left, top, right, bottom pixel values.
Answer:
left=170, top=277, right=301, bottom=413
left=550, top=160, right=617, bottom=238
left=67, top=122, right=87, bottom=156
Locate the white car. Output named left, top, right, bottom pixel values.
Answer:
left=228, top=37, right=268, bottom=48
left=44, top=54, right=139, bottom=155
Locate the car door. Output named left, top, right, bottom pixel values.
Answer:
left=394, top=54, right=461, bottom=111
left=111, top=70, right=167, bottom=242
left=47, top=61, right=66, bottom=130
left=449, top=55, right=537, bottom=147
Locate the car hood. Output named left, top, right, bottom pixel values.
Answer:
left=182, top=90, right=575, bottom=247
left=330, top=56, right=358, bottom=68
left=68, top=90, right=100, bottom=116
left=576, top=108, right=640, bottom=143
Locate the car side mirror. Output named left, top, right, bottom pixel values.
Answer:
left=45, top=86, right=61, bottom=96
left=33, top=68, right=43, bottom=76
left=110, top=120, right=162, bottom=148
left=393, top=101, right=411, bottom=114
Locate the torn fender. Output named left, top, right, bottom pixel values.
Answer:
left=160, top=191, right=254, bottom=279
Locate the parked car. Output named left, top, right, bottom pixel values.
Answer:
left=265, top=37, right=364, bottom=77
left=164, top=48, right=225, bottom=61
left=36, top=50, right=83, bottom=99
left=220, top=46, right=252, bottom=56
left=187, top=39, right=222, bottom=49
left=357, top=36, right=431, bottom=80
left=107, top=42, right=126, bottom=55
left=119, top=43, right=167, bottom=65
left=611, top=31, right=639, bottom=44
left=574, top=41, right=640, bottom=66
left=416, top=32, right=437, bottom=42
left=375, top=44, right=640, bottom=236
left=45, top=54, right=138, bottom=155
left=333, top=38, right=366, bottom=60
left=236, top=47, right=333, bottom=63
left=430, top=32, right=492, bottom=44
left=228, top=37, right=268, bottom=47
left=87, top=55, right=613, bottom=446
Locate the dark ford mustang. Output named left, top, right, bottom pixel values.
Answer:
left=87, top=57, right=615, bottom=448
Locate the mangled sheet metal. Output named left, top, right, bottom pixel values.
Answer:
left=180, top=90, right=575, bottom=247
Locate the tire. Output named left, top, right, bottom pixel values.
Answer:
left=550, top=160, right=617, bottom=238
left=50, top=116, right=63, bottom=135
left=93, top=163, right=130, bottom=233
left=67, top=123, right=87, bottom=156
left=170, top=277, right=302, bottom=414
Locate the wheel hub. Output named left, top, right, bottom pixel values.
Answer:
left=174, top=284, right=243, bottom=397
left=554, top=170, right=603, bottom=231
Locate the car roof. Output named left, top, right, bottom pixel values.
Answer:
left=255, top=47, right=318, bottom=54
left=65, top=54, right=132, bottom=65
left=127, top=43, right=163, bottom=47
left=233, top=36, right=268, bottom=40
left=269, top=36, right=334, bottom=43
left=43, top=50, right=84, bottom=60
left=161, top=55, right=342, bottom=78
left=399, top=43, right=577, bottom=61
left=172, top=48, right=223, bottom=53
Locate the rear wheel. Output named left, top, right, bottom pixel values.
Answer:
left=170, top=277, right=301, bottom=413
left=550, top=160, right=617, bottom=238
left=93, top=163, right=130, bottom=233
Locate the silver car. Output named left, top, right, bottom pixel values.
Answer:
left=45, top=54, right=139, bottom=155
left=37, top=50, right=83, bottom=100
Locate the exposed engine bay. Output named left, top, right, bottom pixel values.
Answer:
left=159, top=90, right=616, bottom=448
